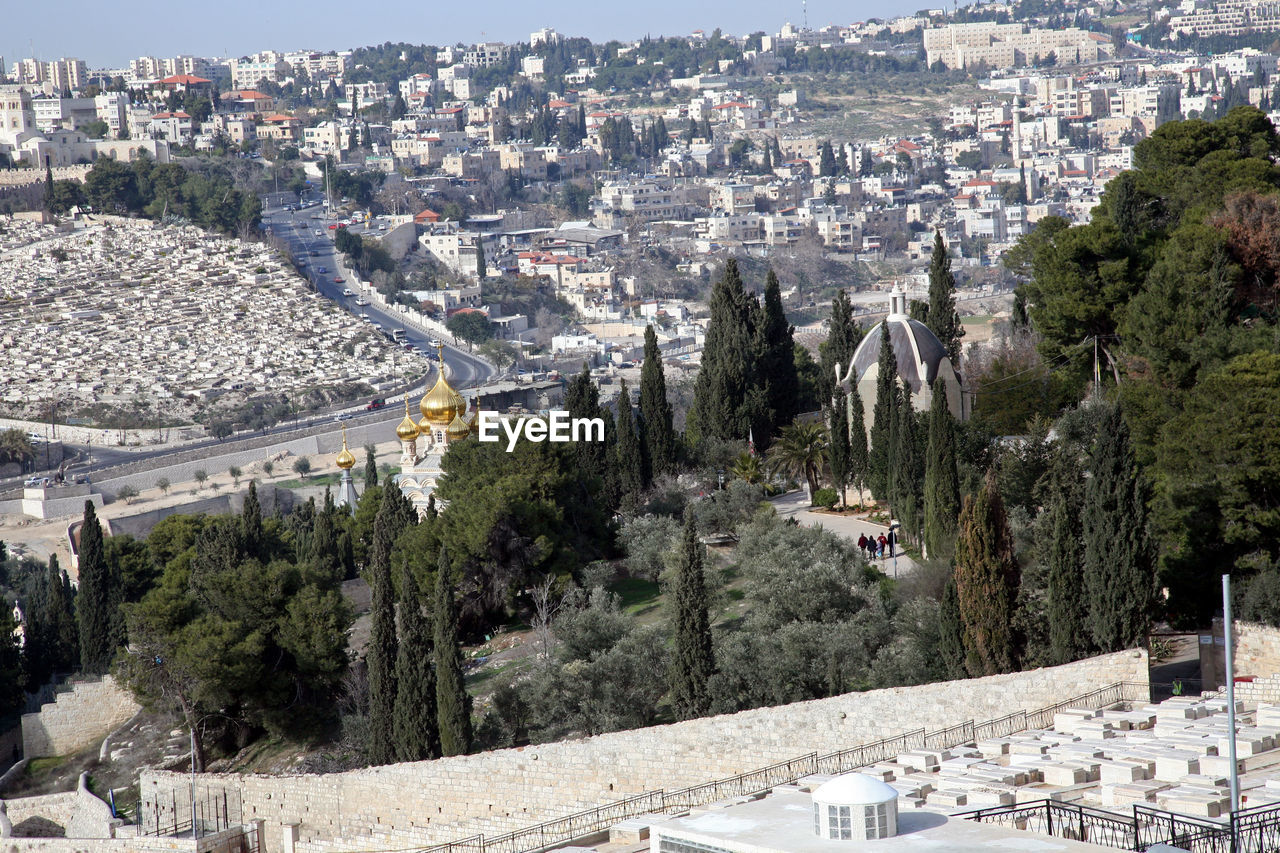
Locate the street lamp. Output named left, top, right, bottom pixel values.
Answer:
left=717, top=469, right=725, bottom=491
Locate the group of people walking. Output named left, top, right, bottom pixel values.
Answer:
left=858, top=530, right=895, bottom=560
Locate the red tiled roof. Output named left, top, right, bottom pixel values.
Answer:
left=159, top=74, right=211, bottom=85
left=229, top=89, right=271, bottom=100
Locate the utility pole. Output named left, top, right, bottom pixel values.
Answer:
left=1224, top=574, right=1240, bottom=814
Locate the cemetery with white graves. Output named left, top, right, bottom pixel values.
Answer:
left=0, top=218, right=425, bottom=425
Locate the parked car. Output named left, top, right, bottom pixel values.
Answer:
left=342, top=288, right=354, bottom=296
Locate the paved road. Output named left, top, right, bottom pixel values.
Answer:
left=768, top=490, right=921, bottom=577
left=260, top=191, right=494, bottom=388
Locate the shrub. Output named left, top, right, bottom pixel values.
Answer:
left=813, top=487, right=838, bottom=509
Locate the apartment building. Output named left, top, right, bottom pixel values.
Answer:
left=230, top=53, right=289, bottom=89
left=924, top=22, right=1112, bottom=69
left=31, top=97, right=96, bottom=132
left=1170, top=0, right=1280, bottom=37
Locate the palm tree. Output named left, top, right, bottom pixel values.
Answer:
left=729, top=452, right=763, bottom=484
left=0, top=429, right=35, bottom=466
left=767, top=420, right=828, bottom=505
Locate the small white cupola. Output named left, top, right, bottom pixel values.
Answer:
left=812, top=773, right=899, bottom=841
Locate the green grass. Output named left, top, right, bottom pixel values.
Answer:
left=277, top=472, right=343, bottom=489
left=961, top=315, right=993, bottom=326
left=610, top=577, right=661, bottom=617
left=25, top=757, right=65, bottom=779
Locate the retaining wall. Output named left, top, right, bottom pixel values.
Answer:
left=141, top=649, right=1147, bottom=853
left=22, top=677, right=141, bottom=758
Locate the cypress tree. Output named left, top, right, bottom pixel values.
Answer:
left=310, top=509, right=342, bottom=585
left=689, top=259, right=756, bottom=444
left=827, top=386, right=851, bottom=509
left=1083, top=404, right=1155, bottom=653
left=760, top=269, right=798, bottom=432
left=365, top=492, right=399, bottom=765
left=76, top=502, right=119, bottom=674
left=364, top=447, right=378, bottom=489
left=393, top=562, right=440, bottom=761
left=847, top=384, right=869, bottom=504
left=614, top=379, right=644, bottom=502
left=474, top=234, right=487, bottom=280
left=639, top=326, right=677, bottom=479
left=670, top=516, right=714, bottom=720
left=953, top=475, right=1020, bottom=676
left=820, top=290, right=861, bottom=398
left=890, top=385, right=922, bottom=545
left=434, top=549, right=473, bottom=756
left=926, top=232, right=964, bottom=365
left=0, top=603, right=22, bottom=715
left=818, top=140, right=838, bottom=176
left=1046, top=454, right=1088, bottom=665
left=938, top=575, right=967, bottom=679
left=923, top=379, right=961, bottom=560
left=241, top=481, right=263, bottom=558
left=867, top=323, right=897, bottom=501
left=566, top=363, right=608, bottom=483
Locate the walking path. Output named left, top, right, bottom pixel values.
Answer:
left=767, top=490, right=922, bottom=577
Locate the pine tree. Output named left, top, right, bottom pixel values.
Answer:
left=1083, top=404, right=1155, bottom=653
left=76, top=501, right=120, bottom=675
left=953, top=475, right=1020, bottom=676
left=365, top=492, right=400, bottom=765
left=670, top=516, right=714, bottom=720
left=923, top=379, right=961, bottom=560
left=938, top=575, right=967, bottom=679
left=393, top=562, right=440, bottom=761
left=827, top=386, right=851, bottom=508
left=867, top=324, right=897, bottom=501
left=760, top=269, right=798, bottom=433
left=1045, top=453, right=1089, bottom=665
left=847, top=384, right=869, bottom=503
left=614, top=379, right=645, bottom=502
left=364, top=447, right=378, bottom=489
left=926, top=232, right=964, bottom=365
left=434, top=550, right=473, bottom=755
left=818, top=140, right=838, bottom=177
left=639, top=326, right=676, bottom=479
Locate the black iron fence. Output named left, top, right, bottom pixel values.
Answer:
left=406, top=680, right=1150, bottom=853
left=962, top=798, right=1280, bottom=853
left=141, top=784, right=243, bottom=839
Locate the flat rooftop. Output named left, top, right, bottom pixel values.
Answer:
left=649, top=787, right=1117, bottom=852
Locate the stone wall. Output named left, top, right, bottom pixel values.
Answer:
left=22, top=677, right=141, bottom=758
left=141, top=649, right=1147, bottom=853
left=4, top=791, right=79, bottom=836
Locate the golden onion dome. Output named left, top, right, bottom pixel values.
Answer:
left=419, top=346, right=466, bottom=426
left=396, top=395, right=420, bottom=441
left=335, top=427, right=356, bottom=470
left=446, top=412, right=470, bottom=440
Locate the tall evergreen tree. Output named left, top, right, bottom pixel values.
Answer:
left=923, top=379, right=961, bottom=560
left=614, top=379, right=645, bottom=501
left=820, top=291, right=861, bottom=398
left=890, top=385, right=922, bottom=545
left=938, top=575, right=967, bottom=679
left=474, top=234, right=487, bottom=280
left=0, top=603, right=22, bottom=715
left=241, top=481, right=263, bottom=559
left=364, top=447, right=378, bottom=489
left=1083, top=404, right=1156, bottom=653
left=565, top=363, right=609, bottom=483
left=818, top=140, right=839, bottom=177
left=760, top=269, right=798, bottom=432
left=670, top=516, right=714, bottom=720
left=639, top=326, right=677, bottom=479
left=827, top=386, right=851, bottom=509
left=1045, top=453, right=1089, bottom=665
left=926, top=232, right=964, bottom=364
left=434, top=549, right=473, bottom=755
left=847, top=384, right=869, bottom=503
left=76, top=502, right=120, bottom=674
left=867, top=324, right=897, bottom=501
left=689, top=259, right=757, bottom=444
left=365, top=491, right=400, bottom=765
left=953, top=475, right=1020, bottom=676
left=46, top=556, right=78, bottom=674
left=393, top=561, right=440, bottom=761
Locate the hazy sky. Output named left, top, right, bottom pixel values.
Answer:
left=6, top=0, right=938, bottom=69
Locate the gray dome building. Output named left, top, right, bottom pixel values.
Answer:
left=836, top=287, right=967, bottom=439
